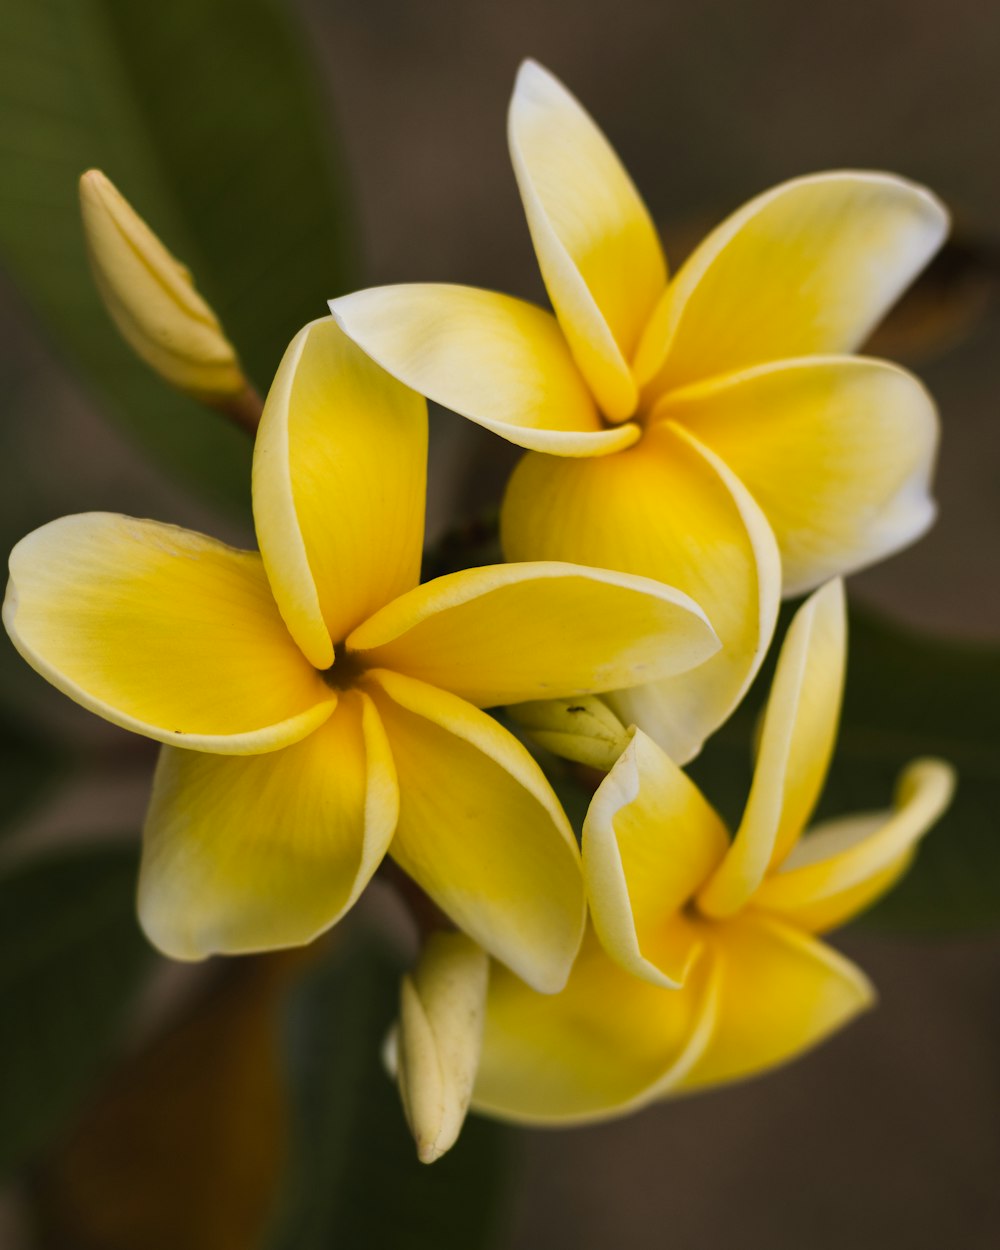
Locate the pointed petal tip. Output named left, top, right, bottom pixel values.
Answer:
left=417, top=1138, right=448, bottom=1165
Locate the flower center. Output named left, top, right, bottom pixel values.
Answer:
left=320, top=641, right=365, bottom=691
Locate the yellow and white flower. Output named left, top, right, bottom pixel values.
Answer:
left=331, top=60, right=947, bottom=763
left=472, top=581, right=955, bottom=1121
left=3, top=318, right=720, bottom=992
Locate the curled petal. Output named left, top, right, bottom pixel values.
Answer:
left=755, top=758, right=956, bottom=932
left=330, top=284, right=636, bottom=456
left=675, top=914, right=875, bottom=1094
left=349, top=561, right=718, bottom=708
left=636, top=170, right=948, bottom=394
left=366, top=669, right=585, bottom=993
left=502, top=422, right=780, bottom=764
left=138, top=691, right=397, bottom=959
left=474, top=928, right=715, bottom=1125
left=660, top=356, right=939, bottom=594
left=3, top=514, right=333, bottom=753
left=584, top=728, right=728, bottom=986
left=698, top=580, right=846, bottom=919
left=254, top=317, right=427, bottom=668
left=508, top=60, right=667, bottom=420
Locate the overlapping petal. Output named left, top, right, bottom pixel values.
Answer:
left=698, top=581, right=846, bottom=918
left=502, top=421, right=780, bottom=764
left=583, top=728, right=728, bottom=986
left=330, top=285, right=637, bottom=455
left=755, top=758, right=956, bottom=932
left=138, top=690, right=397, bottom=960
left=3, top=513, right=334, bottom=753
left=675, top=913, right=875, bottom=1093
left=365, top=669, right=585, bottom=993
left=253, top=316, right=427, bottom=669
left=348, top=561, right=718, bottom=708
left=508, top=60, right=666, bottom=420
left=635, top=171, right=949, bottom=395
left=474, top=928, right=715, bottom=1124
left=660, top=356, right=939, bottom=593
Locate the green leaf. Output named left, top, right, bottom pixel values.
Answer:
left=0, top=843, right=153, bottom=1176
left=0, top=0, right=357, bottom=512
left=269, top=927, right=513, bottom=1250
left=0, top=708, right=67, bottom=837
left=825, top=612, right=1000, bottom=930
left=689, top=606, right=1000, bottom=932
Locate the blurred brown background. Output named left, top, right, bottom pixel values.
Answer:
left=2, top=0, right=998, bottom=1246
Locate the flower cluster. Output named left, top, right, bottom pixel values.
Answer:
left=4, top=61, right=954, bottom=1163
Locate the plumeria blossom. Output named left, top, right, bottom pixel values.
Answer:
left=3, top=318, right=722, bottom=992
left=471, top=581, right=955, bottom=1122
left=331, top=60, right=947, bottom=763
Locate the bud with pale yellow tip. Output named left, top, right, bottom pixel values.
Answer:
left=79, top=170, right=257, bottom=424
left=509, top=694, right=630, bottom=772
left=391, top=931, right=489, bottom=1164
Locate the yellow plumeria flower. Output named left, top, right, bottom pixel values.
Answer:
left=472, top=581, right=955, bottom=1121
left=3, top=319, right=720, bottom=993
left=330, top=60, right=947, bottom=763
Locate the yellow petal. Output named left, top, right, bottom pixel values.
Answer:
left=508, top=60, right=666, bottom=420
left=660, top=356, right=939, bottom=594
left=365, top=669, right=585, bottom=993
left=138, top=690, right=397, bottom=959
left=3, top=514, right=334, bottom=753
left=675, top=913, right=874, bottom=1093
left=348, top=561, right=718, bottom=707
left=502, top=421, right=780, bottom=764
left=698, top=581, right=846, bottom=918
left=253, top=317, right=427, bottom=669
left=330, top=284, right=637, bottom=456
left=473, top=927, right=714, bottom=1125
left=79, top=170, right=245, bottom=400
left=755, top=758, right=955, bottom=932
left=583, top=728, right=728, bottom=986
left=507, top=695, right=629, bottom=772
left=636, top=171, right=949, bottom=394
left=397, top=931, right=489, bottom=1164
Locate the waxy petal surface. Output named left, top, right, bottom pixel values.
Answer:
left=474, top=928, right=714, bottom=1124
left=661, top=356, right=939, bottom=593
left=699, top=581, right=846, bottom=918
left=584, top=728, right=728, bottom=986
left=397, top=931, right=489, bottom=1164
left=637, top=171, right=948, bottom=394
left=254, top=317, right=427, bottom=669
left=502, top=422, right=780, bottom=764
left=3, top=514, right=333, bottom=753
left=675, top=914, right=874, bottom=1093
left=138, top=691, right=397, bottom=959
left=508, top=60, right=666, bottom=420
left=756, top=758, right=955, bottom=932
left=349, top=561, right=718, bottom=708
left=331, top=285, right=636, bottom=456
left=366, top=670, right=585, bottom=993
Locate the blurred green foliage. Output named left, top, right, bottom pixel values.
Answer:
left=688, top=606, right=1000, bottom=931
left=0, top=844, right=152, bottom=1178
left=270, top=928, right=512, bottom=1250
left=0, top=0, right=357, bottom=513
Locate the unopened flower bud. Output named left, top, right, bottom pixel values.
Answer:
left=510, top=694, right=630, bottom=771
left=394, top=931, right=489, bottom=1164
left=79, top=169, right=245, bottom=404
